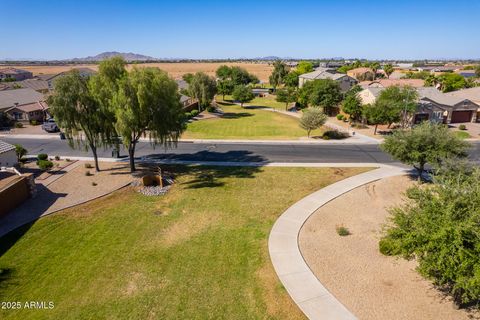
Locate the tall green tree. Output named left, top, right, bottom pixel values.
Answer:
left=374, top=85, right=418, bottom=128
left=363, top=103, right=390, bottom=134
left=379, top=162, right=480, bottom=305
left=217, top=79, right=234, bottom=100
left=342, top=94, right=363, bottom=122
left=188, top=72, right=217, bottom=111
left=50, top=70, right=110, bottom=172
left=232, top=85, right=254, bottom=108
left=284, top=71, right=299, bottom=88
left=299, top=108, right=327, bottom=137
left=383, top=64, right=394, bottom=78
left=381, top=121, right=469, bottom=179
left=112, top=67, right=186, bottom=172
left=437, top=73, right=468, bottom=92
left=296, top=61, right=314, bottom=75
left=216, top=65, right=231, bottom=80
left=275, top=87, right=297, bottom=110
left=269, top=60, right=288, bottom=90
left=302, top=79, right=342, bottom=115
left=369, top=62, right=380, bottom=80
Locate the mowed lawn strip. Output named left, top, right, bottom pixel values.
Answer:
left=0, top=166, right=369, bottom=319
left=183, top=97, right=325, bottom=140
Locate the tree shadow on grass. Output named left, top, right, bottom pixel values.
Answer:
left=0, top=267, right=16, bottom=293
left=220, top=112, right=254, bottom=119
left=142, top=150, right=267, bottom=189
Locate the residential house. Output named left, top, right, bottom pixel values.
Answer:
left=0, top=140, right=16, bottom=167
left=41, top=67, right=97, bottom=91
left=416, top=87, right=479, bottom=124
left=358, top=86, right=479, bottom=124
left=0, top=68, right=33, bottom=81
left=298, top=67, right=357, bottom=91
left=455, top=70, right=477, bottom=78
left=5, top=101, right=49, bottom=123
left=0, top=88, right=44, bottom=112
left=347, top=67, right=375, bottom=81
left=359, top=79, right=425, bottom=89
left=446, top=87, right=480, bottom=121
left=180, top=95, right=198, bottom=112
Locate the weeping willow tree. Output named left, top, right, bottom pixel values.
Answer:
left=112, top=67, right=186, bottom=172
left=49, top=70, right=110, bottom=172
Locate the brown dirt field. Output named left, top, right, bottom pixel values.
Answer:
left=299, top=175, right=478, bottom=320
left=3, top=62, right=274, bottom=82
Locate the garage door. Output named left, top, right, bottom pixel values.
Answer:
left=451, top=111, right=472, bottom=123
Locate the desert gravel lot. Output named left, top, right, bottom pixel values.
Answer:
left=299, top=175, right=477, bottom=320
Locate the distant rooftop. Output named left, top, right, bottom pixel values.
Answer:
left=0, top=88, right=44, bottom=110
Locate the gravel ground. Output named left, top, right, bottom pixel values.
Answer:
left=299, top=175, right=477, bottom=320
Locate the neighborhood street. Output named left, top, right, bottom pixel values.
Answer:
left=3, top=137, right=480, bottom=165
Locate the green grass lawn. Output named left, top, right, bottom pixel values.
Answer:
left=0, top=166, right=368, bottom=320
left=183, top=96, right=324, bottom=140
left=454, top=130, right=471, bottom=139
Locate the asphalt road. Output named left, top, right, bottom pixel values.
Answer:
left=3, top=137, right=480, bottom=165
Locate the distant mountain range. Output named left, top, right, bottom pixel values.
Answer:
left=71, top=51, right=156, bottom=62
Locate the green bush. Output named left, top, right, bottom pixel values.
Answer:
left=54, top=155, right=60, bottom=161
left=184, top=112, right=192, bottom=119
left=191, top=110, right=199, bottom=117
left=37, top=153, right=48, bottom=161
left=458, top=124, right=467, bottom=130
left=84, top=163, right=93, bottom=169
left=14, top=122, right=24, bottom=128
left=380, top=164, right=480, bottom=305
left=336, top=114, right=344, bottom=120
left=38, top=160, right=53, bottom=171
left=30, top=120, right=38, bottom=126
left=207, top=106, right=216, bottom=113
left=322, top=130, right=349, bottom=140
left=336, top=225, right=350, bottom=236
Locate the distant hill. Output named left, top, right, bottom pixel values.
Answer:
left=71, top=51, right=156, bottom=62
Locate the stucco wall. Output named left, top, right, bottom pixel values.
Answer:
left=0, top=150, right=17, bottom=167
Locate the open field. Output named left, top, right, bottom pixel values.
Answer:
left=183, top=97, right=324, bottom=140
left=1, top=62, right=274, bottom=82
left=0, top=166, right=367, bottom=319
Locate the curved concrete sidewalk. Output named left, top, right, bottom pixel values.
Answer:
left=268, top=166, right=407, bottom=320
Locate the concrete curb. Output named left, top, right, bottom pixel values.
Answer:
left=268, top=166, right=407, bottom=320
left=2, top=133, right=379, bottom=145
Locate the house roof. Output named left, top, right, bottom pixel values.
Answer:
left=0, top=88, right=44, bottom=110
left=0, top=140, right=15, bottom=155
left=6, top=101, right=48, bottom=113
left=0, top=68, right=32, bottom=75
left=176, top=79, right=189, bottom=91
left=18, top=78, right=50, bottom=91
left=347, top=67, right=373, bottom=75
left=362, top=87, right=384, bottom=98
left=360, top=79, right=425, bottom=89
left=446, top=87, right=480, bottom=104
left=417, top=87, right=474, bottom=106
left=299, top=68, right=347, bottom=81
left=180, top=95, right=190, bottom=103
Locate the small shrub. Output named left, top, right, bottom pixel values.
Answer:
left=191, top=110, right=200, bottom=117
left=323, top=130, right=349, bottom=140
left=30, top=120, right=38, bottom=126
left=336, top=225, right=351, bottom=236
left=14, top=122, right=24, bottom=128
left=19, top=157, right=28, bottom=163
left=336, top=114, right=344, bottom=120
left=37, top=153, right=48, bottom=161
left=458, top=124, right=467, bottom=130
left=379, top=238, right=401, bottom=256
left=54, top=155, right=60, bottom=161
left=91, top=182, right=97, bottom=186
left=207, top=106, right=216, bottom=113
left=85, top=170, right=92, bottom=176
left=84, top=163, right=93, bottom=169
left=38, top=160, right=53, bottom=171
left=184, top=112, right=192, bottom=119
left=65, top=158, right=71, bottom=162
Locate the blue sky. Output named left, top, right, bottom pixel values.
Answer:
left=2, top=0, right=479, bottom=60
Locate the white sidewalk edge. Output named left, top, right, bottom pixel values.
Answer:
left=268, top=167, right=408, bottom=320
